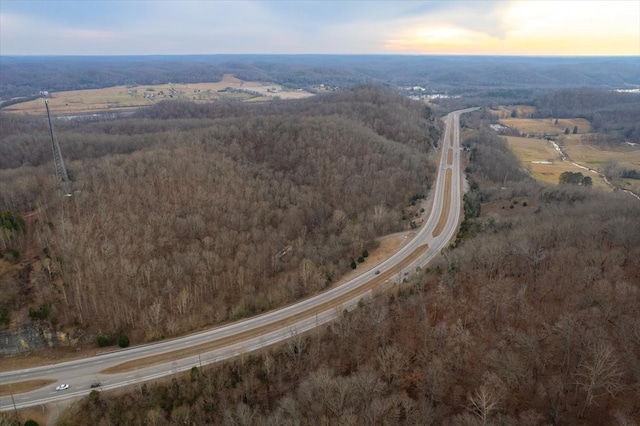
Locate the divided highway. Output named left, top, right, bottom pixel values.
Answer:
left=0, top=108, right=478, bottom=411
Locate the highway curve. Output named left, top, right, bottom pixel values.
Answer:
left=0, top=107, right=478, bottom=411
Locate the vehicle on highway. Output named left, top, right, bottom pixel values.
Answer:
left=0, top=107, right=478, bottom=412
left=90, top=382, right=101, bottom=388
left=55, top=384, right=69, bottom=391
left=374, top=270, right=380, bottom=275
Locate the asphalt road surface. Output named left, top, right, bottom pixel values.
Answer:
left=0, top=107, right=478, bottom=411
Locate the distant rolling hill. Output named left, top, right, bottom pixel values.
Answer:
left=1, top=55, right=638, bottom=100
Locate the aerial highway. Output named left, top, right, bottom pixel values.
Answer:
left=0, top=107, right=478, bottom=411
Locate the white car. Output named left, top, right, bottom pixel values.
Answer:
left=55, top=384, right=69, bottom=391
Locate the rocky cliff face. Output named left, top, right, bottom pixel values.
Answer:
left=0, top=324, right=80, bottom=356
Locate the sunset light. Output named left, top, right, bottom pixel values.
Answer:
left=1, top=0, right=638, bottom=55
left=385, top=1, right=640, bottom=56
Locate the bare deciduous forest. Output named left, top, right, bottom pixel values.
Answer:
left=0, top=86, right=439, bottom=342
left=1, top=78, right=639, bottom=425
left=2, top=55, right=638, bottom=101
left=532, top=88, right=640, bottom=143
left=59, top=115, right=640, bottom=425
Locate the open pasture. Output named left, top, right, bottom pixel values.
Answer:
left=505, top=136, right=609, bottom=188
left=2, top=74, right=313, bottom=116
left=563, top=138, right=640, bottom=172
left=500, top=117, right=591, bottom=136
left=504, top=136, right=559, bottom=164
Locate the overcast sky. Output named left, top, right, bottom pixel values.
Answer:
left=1, top=0, right=639, bottom=56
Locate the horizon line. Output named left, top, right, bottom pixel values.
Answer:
left=2, top=53, right=639, bottom=58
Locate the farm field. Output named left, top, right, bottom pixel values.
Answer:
left=505, top=136, right=609, bottom=188
left=499, top=116, right=592, bottom=136
left=2, top=74, right=314, bottom=116
left=500, top=115, right=640, bottom=192
left=564, top=138, right=640, bottom=194
left=563, top=138, right=640, bottom=172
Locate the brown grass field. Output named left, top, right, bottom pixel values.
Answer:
left=563, top=138, right=640, bottom=171
left=500, top=117, right=592, bottom=135
left=2, top=74, right=314, bottom=116
left=505, top=136, right=609, bottom=188
left=499, top=115, right=639, bottom=191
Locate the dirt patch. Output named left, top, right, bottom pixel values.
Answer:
left=0, top=379, right=55, bottom=395
left=335, top=233, right=412, bottom=282
left=482, top=198, right=534, bottom=219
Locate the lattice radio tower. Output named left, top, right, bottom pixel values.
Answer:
left=44, top=99, right=72, bottom=196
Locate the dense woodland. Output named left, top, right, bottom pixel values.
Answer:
left=2, top=55, right=638, bottom=101
left=1, top=76, right=639, bottom=425
left=532, top=88, right=640, bottom=143
left=0, top=86, right=439, bottom=343
left=57, top=122, right=640, bottom=425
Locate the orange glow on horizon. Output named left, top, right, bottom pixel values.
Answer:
left=385, top=1, right=640, bottom=56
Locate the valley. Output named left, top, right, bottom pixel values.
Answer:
left=1, top=55, right=639, bottom=425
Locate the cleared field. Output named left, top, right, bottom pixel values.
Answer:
left=505, top=136, right=559, bottom=163
left=563, top=139, right=640, bottom=172
left=2, top=74, right=314, bottom=116
left=500, top=117, right=591, bottom=135
left=505, top=136, right=609, bottom=188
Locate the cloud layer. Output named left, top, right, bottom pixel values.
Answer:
left=1, top=1, right=638, bottom=55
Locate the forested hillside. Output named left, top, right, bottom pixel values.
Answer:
left=59, top=120, right=640, bottom=425
left=2, top=55, right=638, bottom=100
left=532, top=88, right=640, bottom=143
left=0, top=86, right=439, bottom=344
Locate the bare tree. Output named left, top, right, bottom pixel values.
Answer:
left=467, top=372, right=505, bottom=426
left=377, top=344, right=409, bottom=385
left=286, top=328, right=307, bottom=367
left=612, top=409, right=639, bottom=426
left=576, top=342, right=623, bottom=417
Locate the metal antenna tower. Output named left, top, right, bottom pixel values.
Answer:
left=44, top=100, right=72, bottom=196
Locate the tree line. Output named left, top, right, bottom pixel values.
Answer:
left=3, top=56, right=638, bottom=101
left=532, top=88, right=640, bottom=143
